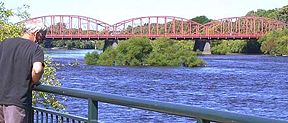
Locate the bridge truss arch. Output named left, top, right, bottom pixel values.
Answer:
left=200, top=16, right=287, bottom=39
left=24, top=15, right=111, bottom=39
left=111, top=16, right=202, bottom=39
left=21, top=15, right=287, bottom=40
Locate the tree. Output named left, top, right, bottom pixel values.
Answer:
left=146, top=38, right=204, bottom=67
left=0, top=2, right=23, bottom=40
left=84, top=37, right=204, bottom=67
left=211, top=39, right=263, bottom=55
left=245, top=5, right=288, bottom=23
left=191, top=16, right=212, bottom=24
left=115, top=37, right=152, bottom=66
left=97, top=47, right=117, bottom=66
left=259, top=28, right=288, bottom=56
left=276, top=5, right=288, bottom=23
left=84, top=51, right=100, bottom=65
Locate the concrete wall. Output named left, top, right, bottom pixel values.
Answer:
left=103, top=39, right=118, bottom=51
left=193, top=39, right=211, bottom=55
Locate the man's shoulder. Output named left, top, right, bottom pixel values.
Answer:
left=3, top=38, right=40, bottom=52
left=4, top=37, right=27, bottom=41
left=2, top=37, right=31, bottom=44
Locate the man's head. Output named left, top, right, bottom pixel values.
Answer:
left=23, top=20, right=47, bottom=44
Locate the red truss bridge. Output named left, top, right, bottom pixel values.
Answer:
left=22, top=15, right=287, bottom=40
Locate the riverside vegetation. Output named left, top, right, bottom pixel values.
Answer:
left=212, top=5, right=288, bottom=55
left=85, top=37, right=205, bottom=67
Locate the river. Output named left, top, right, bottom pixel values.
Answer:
left=44, top=49, right=288, bottom=123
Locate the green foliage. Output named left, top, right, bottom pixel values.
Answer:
left=115, top=37, right=152, bottom=66
left=191, top=15, right=212, bottom=24
left=95, top=40, right=104, bottom=50
left=97, top=47, right=117, bottom=66
left=0, top=21, right=23, bottom=40
left=211, top=40, right=262, bottom=55
left=276, top=5, right=288, bottom=23
left=0, top=2, right=13, bottom=22
left=259, top=28, right=288, bottom=56
left=246, top=5, right=288, bottom=23
left=213, top=5, right=288, bottom=55
left=0, top=2, right=23, bottom=40
left=84, top=37, right=204, bottom=67
left=175, top=41, right=204, bottom=67
left=51, top=40, right=65, bottom=47
left=66, top=40, right=75, bottom=50
left=49, top=40, right=96, bottom=49
left=33, top=57, right=65, bottom=110
left=146, top=38, right=178, bottom=66
left=146, top=38, right=204, bottom=67
left=246, top=9, right=278, bottom=19
left=211, top=40, right=248, bottom=54
left=84, top=52, right=100, bottom=65
left=211, top=41, right=231, bottom=55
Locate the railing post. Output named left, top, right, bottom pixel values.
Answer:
left=29, top=108, right=34, bottom=123
left=29, top=89, right=34, bottom=123
left=88, top=99, right=98, bottom=123
left=197, top=119, right=210, bottom=123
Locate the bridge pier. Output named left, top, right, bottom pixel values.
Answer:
left=193, top=39, right=211, bottom=55
left=246, top=39, right=261, bottom=54
left=103, top=39, right=118, bottom=51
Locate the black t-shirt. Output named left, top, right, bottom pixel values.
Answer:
left=0, top=37, right=44, bottom=109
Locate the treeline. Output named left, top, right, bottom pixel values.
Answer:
left=246, top=5, right=288, bottom=23
left=43, top=40, right=105, bottom=50
left=245, top=5, right=288, bottom=56
left=85, top=37, right=204, bottom=67
left=211, top=40, right=261, bottom=54
left=259, top=28, right=288, bottom=56
left=210, top=28, right=288, bottom=56
left=191, top=16, right=212, bottom=24
left=211, top=5, right=288, bottom=55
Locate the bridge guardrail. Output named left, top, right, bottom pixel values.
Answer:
left=32, top=85, right=288, bottom=123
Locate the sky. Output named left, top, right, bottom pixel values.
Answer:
left=2, top=0, right=288, bottom=24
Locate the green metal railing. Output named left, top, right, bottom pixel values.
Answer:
left=32, top=85, right=288, bottom=123
left=33, top=107, right=87, bottom=123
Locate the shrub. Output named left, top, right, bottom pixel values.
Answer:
left=259, top=28, right=288, bottom=56
left=84, top=52, right=99, bottom=65
left=97, top=47, right=117, bottom=66
left=146, top=38, right=204, bottom=67
left=115, top=37, right=152, bottom=66
left=84, top=37, right=204, bottom=67
left=211, top=40, right=248, bottom=54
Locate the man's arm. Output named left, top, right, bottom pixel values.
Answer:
left=31, top=62, right=44, bottom=85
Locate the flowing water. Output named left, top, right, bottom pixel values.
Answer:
left=45, top=49, right=288, bottom=123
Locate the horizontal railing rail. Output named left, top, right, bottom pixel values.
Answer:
left=33, top=85, right=288, bottom=123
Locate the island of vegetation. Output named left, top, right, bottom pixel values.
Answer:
left=85, top=37, right=205, bottom=67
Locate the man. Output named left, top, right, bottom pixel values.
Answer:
left=0, top=21, right=47, bottom=123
